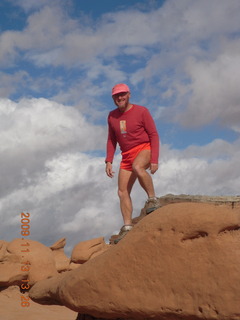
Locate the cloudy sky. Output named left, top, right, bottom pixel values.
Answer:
left=0, top=0, right=240, bottom=254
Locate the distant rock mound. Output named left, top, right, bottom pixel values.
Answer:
left=71, top=237, right=109, bottom=264
left=0, top=236, right=111, bottom=289
left=28, top=195, right=240, bottom=320
left=0, top=238, right=58, bottom=287
left=158, top=194, right=240, bottom=207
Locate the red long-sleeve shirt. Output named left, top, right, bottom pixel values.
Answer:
left=105, top=104, right=160, bottom=164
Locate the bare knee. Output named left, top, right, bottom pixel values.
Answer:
left=118, top=188, right=128, bottom=200
left=132, top=163, right=146, bottom=176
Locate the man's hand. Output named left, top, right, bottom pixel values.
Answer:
left=105, top=162, right=115, bottom=178
left=150, top=163, right=158, bottom=174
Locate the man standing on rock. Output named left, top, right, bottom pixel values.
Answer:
left=105, top=83, right=160, bottom=243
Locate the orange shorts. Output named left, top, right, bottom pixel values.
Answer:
left=120, top=142, right=151, bottom=171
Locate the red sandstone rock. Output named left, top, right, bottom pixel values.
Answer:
left=30, top=202, right=240, bottom=320
left=0, top=285, right=77, bottom=320
left=50, top=238, right=70, bottom=272
left=69, top=262, right=82, bottom=270
left=50, top=238, right=67, bottom=250
left=0, top=238, right=58, bottom=286
left=71, top=237, right=110, bottom=264
left=26, top=273, right=66, bottom=305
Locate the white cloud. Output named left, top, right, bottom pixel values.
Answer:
left=155, top=139, right=240, bottom=196
left=5, top=0, right=239, bottom=68
left=1, top=0, right=239, bottom=69
left=0, top=5, right=76, bottom=66
left=1, top=0, right=240, bottom=127
left=0, top=98, right=105, bottom=199
left=171, top=47, right=240, bottom=130
left=0, top=98, right=105, bottom=153
left=0, top=150, right=122, bottom=252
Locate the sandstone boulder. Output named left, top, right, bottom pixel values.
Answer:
left=30, top=202, right=240, bottom=320
left=0, top=239, right=26, bottom=287
left=71, top=237, right=110, bottom=264
left=50, top=238, right=70, bottom=272
left=0, top=285, right=77, bottom=320
left=0, top=238, right=58, bottom=287
left=27, top=273, right=66, bottom=305
left=0, top=262, right=27, bottom=287
left=0, top=240, right=8, bottom=260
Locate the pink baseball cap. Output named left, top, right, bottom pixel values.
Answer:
left=112, top=83, right=130, bottom=96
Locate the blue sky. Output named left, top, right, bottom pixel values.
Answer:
left=0, top=0, right=240, bottom=253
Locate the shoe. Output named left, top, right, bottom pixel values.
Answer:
left=114, top=225, right=133, bottom=244
left=145, top=197, right=161, bottom=214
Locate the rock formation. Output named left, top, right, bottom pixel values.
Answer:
left=0, top=285, right=77, bottom=320
left=71, top=237, right=110, bottom=264
left=0, top=235, right=110, bottom=289
left=50, top=237, right=71, bottom=272
left=0, top=238, right=58, bottom=287
left=29, top=198, right=240, bottom=320
left=1, top=194, right=240, bottom=320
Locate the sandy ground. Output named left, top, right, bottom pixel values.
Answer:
left=0, top=286, right=77, bottom=320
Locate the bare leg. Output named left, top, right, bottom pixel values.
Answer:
left=118, top=169, right=137, bottom=225
left=132, top=149, right=155, bottom=198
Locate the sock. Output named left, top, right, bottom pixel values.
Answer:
left=148, top=196, right=157, bottom=201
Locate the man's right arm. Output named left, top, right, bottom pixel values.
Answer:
left=105, top=162, right=115, bottom=178
left=105, top=115, right=117, bottom=177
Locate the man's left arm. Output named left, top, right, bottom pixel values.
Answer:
left=150, top=163, right=158, bottom=174
left=144, top=108, right=160, bottom=172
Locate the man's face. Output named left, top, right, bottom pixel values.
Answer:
left=112, top=92, right=130, bottom=111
